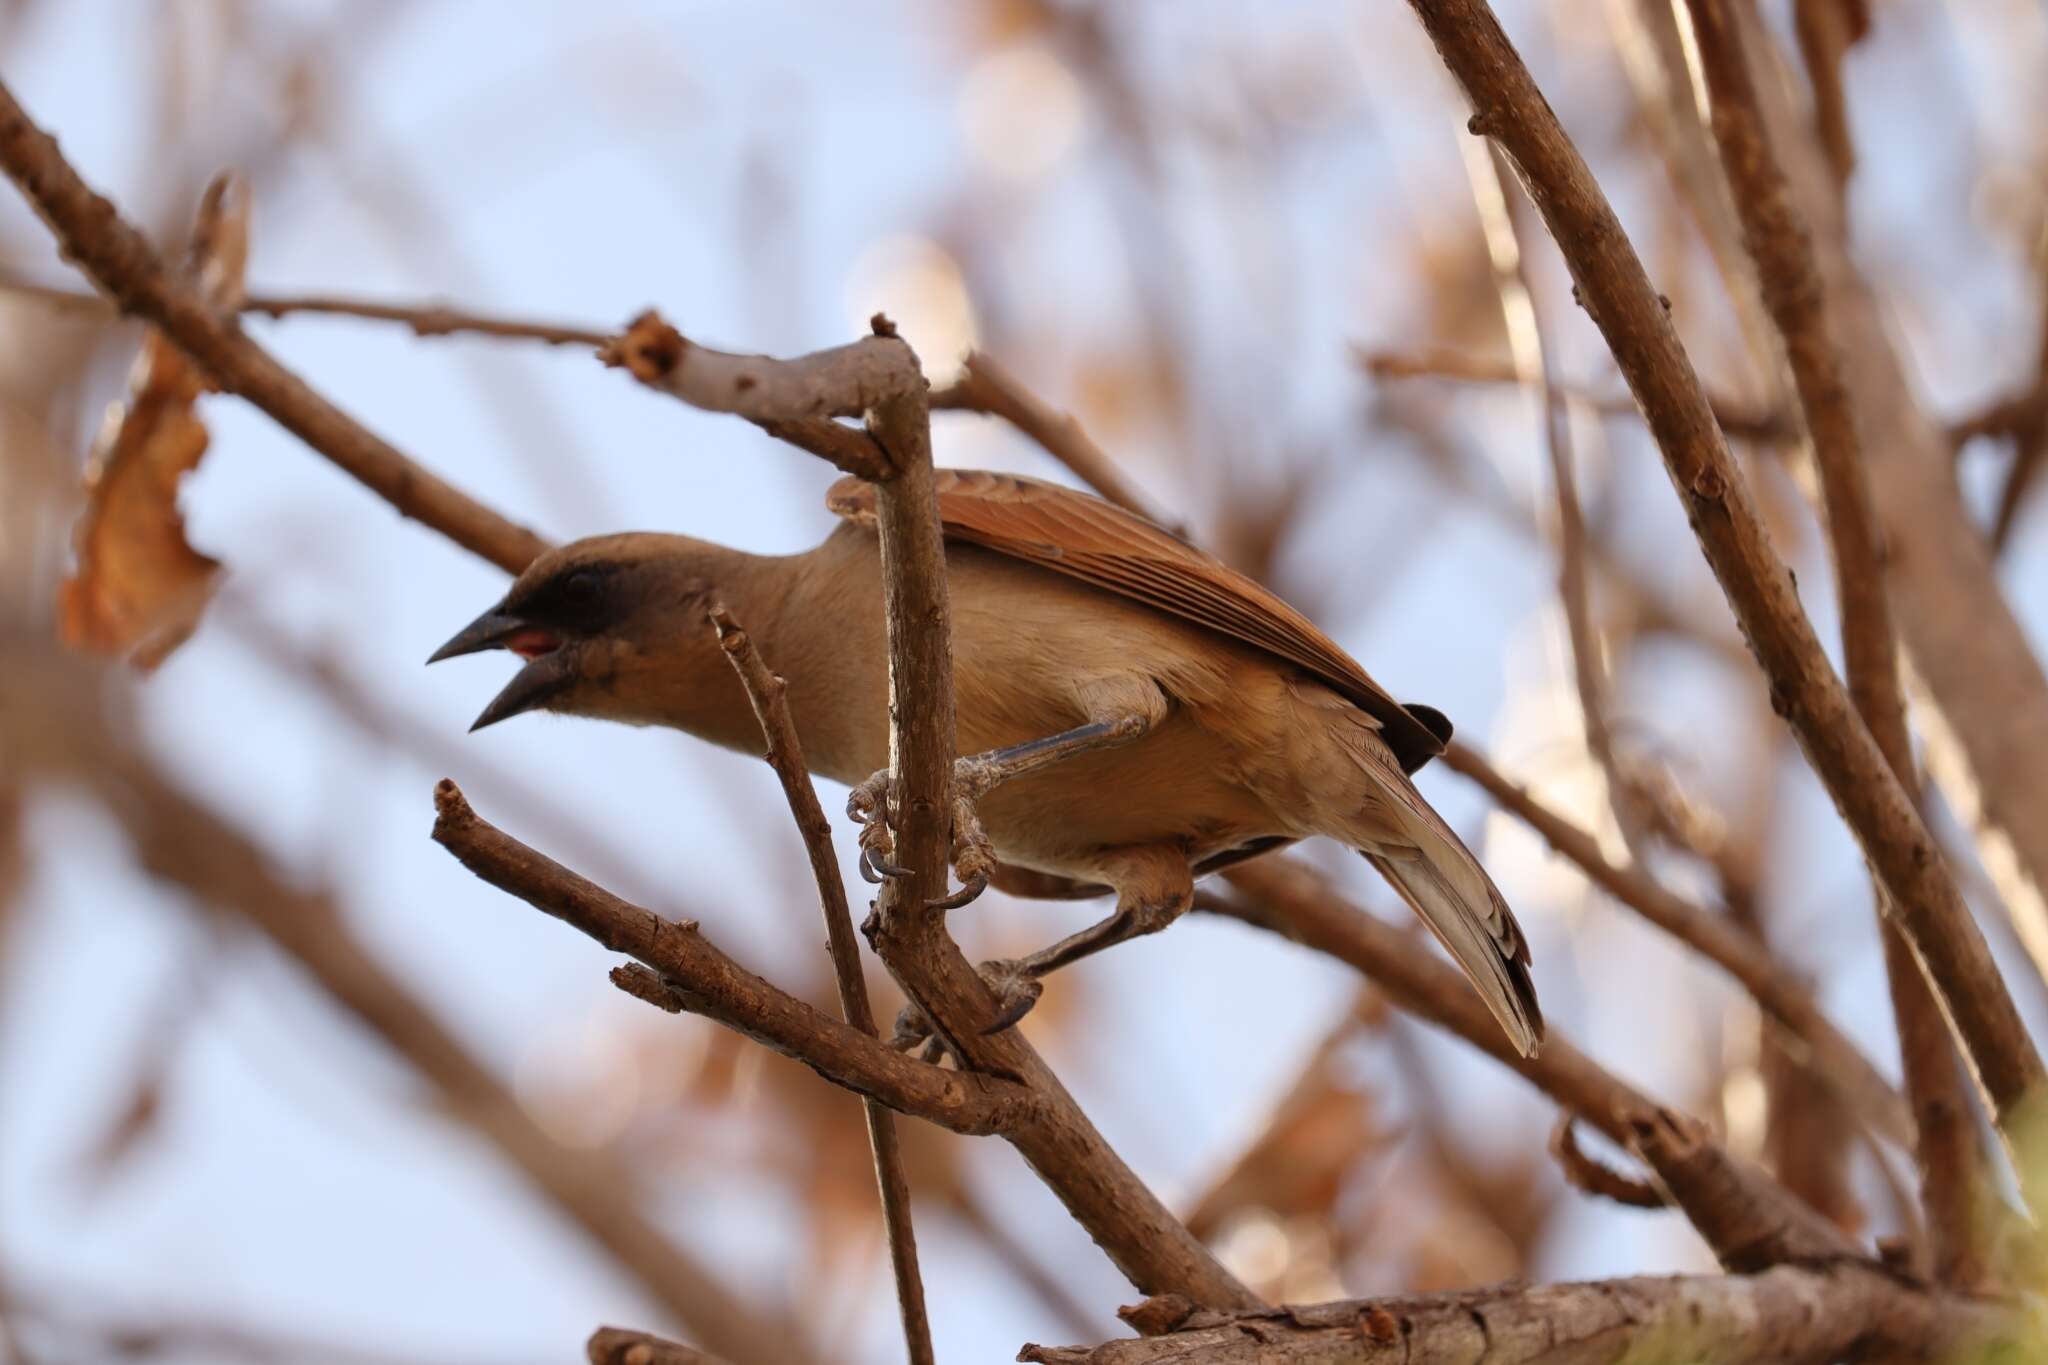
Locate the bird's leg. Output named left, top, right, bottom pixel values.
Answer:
left=974, top=847, right=1195, bottom=1032
left=888, top=846, right=1193, bottom=1052
left=845, top=709, right=1156, bottom=906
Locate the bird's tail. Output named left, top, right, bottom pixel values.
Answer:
left=1359, top=789, right=1543, bottom=1057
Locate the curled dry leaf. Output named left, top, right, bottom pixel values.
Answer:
left=57, top=172, right=249, bottom=670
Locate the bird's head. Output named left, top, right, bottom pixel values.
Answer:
left=428, top=533, right=738, bottom=732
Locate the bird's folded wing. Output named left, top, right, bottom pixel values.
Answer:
left=825, top=468, right=1445, bottom=771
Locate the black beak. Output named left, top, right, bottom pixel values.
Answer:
left=428, top=606, right=523, bottom=664
left=468, top=648, right=577, bottom=731
left=428, top=604, right=579, bottom=732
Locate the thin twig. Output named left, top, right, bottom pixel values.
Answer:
left=709, top=608, right=934, bottom=1365
left=1550, top=1115, right=1668, bottom=1209
left=1461, top=136, right=1651, bottom=860
left=1405, top=0, right=2046, bottom=1134
left=0, top=264, right=613, bottom=347
left=1438, top=741, right=1910, bottom=1147
left=1358, top=345, right=1792, bottom=443
left=244, top=293, right=609, bottom=346
left=0, top=89, right=550, bottom=574
left=930, top=351, right=1175, bottom=529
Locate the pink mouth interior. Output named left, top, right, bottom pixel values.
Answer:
left=506, top=628, right=560, bottom=660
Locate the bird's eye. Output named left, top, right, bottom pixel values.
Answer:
left=560, top=568, right=602, bottom=606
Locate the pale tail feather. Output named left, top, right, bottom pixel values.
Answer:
left=1362, top=847, right=1542, bottom=1056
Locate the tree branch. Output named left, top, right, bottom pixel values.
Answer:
left=1017, top=1263, right=2015, bottom=1364
left=1438, top=741, right=1910, bottom=1147
left=1550, top=1115, right=1667, bottom=1209
left=708, top=608, right=934, bottom=1365
left=930, top=350, right=1172, bottom=528
left=0, top=86, right=549, bottom=575
left=600, top=309, right=896, bottom=479
left=429, top=780, right=1033, bottom=1137
left=0, top=265, right=614, bottom=347
left=1625, top=1106, right=1858, bottom=1270
left=1404, top=0, right=2045, bottom=1134
left=1358, top=345, right=1792, bottom=443
left=1679, top=0, right=1991, bottom=1284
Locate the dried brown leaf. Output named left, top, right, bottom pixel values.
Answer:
left=57, top=172, right=248, bottom=670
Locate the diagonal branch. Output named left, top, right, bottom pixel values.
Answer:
left=1403, top=0, right=2045, bottom=1136
left=430, top=781, right=1033, bottom=1137
left=709, top=608, right=934, bottom=1365
left=1679, top=0, right=1992, bottom=1284
left=1206, top=858, right=1850, bottom=1270
left=1438, top=741, right=1910, bottom=1147
left=0, top=87, right=549, bottom=575
left=930, top=350, right=1171, bottom=529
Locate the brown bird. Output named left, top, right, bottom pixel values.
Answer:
left=430, top=469, right=1542, bottom=1054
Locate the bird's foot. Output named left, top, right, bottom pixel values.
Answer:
left=846, top=759, right=1002, bottom=910
left=846, top=771, right=909, bottom=884
left=887, top=957, right=1044, bottom=1062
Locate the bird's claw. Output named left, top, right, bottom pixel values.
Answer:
left=927, top=869, right=988, bottom=911
left=934, top=780, right=998, bottom=911
left=848, top=770, right=912, bottom=883
left=849, top=762, right=1001, bottom=911
left=859, top=847, right=914, bottom=884
left=887, top=958, right=1045, bottom=1061
left=978, top=959, right=1043, bottom=1034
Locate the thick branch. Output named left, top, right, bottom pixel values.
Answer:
left=600, top=310, right=897, bottom=479
left=1439, top=742, right=1910, bottom=1146
left=0, top=87, right=549, bottom=575
left=429, top=781, right=1032, bottom=1137
left=1626, top=1106, right=1858, bottom=1270
left=709, top=609, right=933, bottom=1365
left=1018, top=1263, right=2014, bottom=1365
left=1404, top=0, right=2045, bottom=1130
left=1681, top=0, right=1990, bottom=1283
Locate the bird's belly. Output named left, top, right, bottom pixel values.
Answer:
left=970, top=724, right=1282, bottom=879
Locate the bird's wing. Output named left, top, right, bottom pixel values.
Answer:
left=825, top=468, right=1447, bottom=772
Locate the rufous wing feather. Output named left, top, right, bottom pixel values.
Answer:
left=825, top=469, right=1447, bottom=772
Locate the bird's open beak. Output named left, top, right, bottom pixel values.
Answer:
left=427, top=607, right=523, bottom=664
left=428, top=605, right=579, bottom=732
